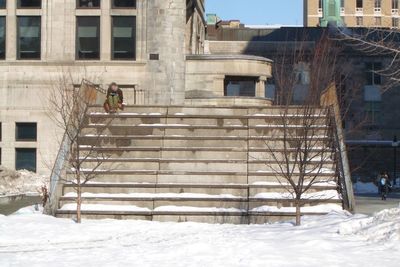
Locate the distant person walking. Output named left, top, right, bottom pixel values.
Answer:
left=104, top=82, right=124, bottom=113
left=379, top=172, right=392, bottom=201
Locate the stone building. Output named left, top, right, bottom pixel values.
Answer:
left=0, top=0, right=271, bottom=174
left=206, top=23, right=400, bottom=181
left=305, top=0, right=400, bottom=27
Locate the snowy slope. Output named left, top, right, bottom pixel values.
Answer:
left=0, top=206, right=399, bottom=267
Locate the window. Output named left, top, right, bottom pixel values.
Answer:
left=112, top=0, right=136, bottom=8
left=364, top=86, right=382, bottom=126
left=375, top=17, right=382, bottom=26
left=0, top=122, right=2, bottom=141
left=365, top=102, right=381, bottom=126
left=0, top=0, right=5, bottom=8
left=16, top=123, right=37, bottom=141
left=341, top=0, right=344, bottom=8
left=77, top=0, right=100, bottom=8
left=393, top=17, right=400, bottom=27
left=265, top=82, right=276, bottom=100
left=18, top=0, right=41, bottom=8
left=393, top=0, right=399, bottom=10
left=17, top=16, right=41, bottom=59
left=366, top=62, right=382, bottom=85
left=356, top=0, right=363, bottom=8
left=224, top=76, right=257, bottom=97
left=112, top=16, right=136, bottom=60
left=375, top=0, right=381, bottom=8
left=0, top=17, right=5, bottom=60
left=356, top=16, right=363, bottom=26
left=16, top=148, right=36, bottom=172
left=76, top=16, right=100, bottom=60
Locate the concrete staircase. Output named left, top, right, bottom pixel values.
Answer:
left=55, top=105, right=344, bottom=224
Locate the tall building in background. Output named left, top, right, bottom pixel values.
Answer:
left=305, top=0, right=400, bottom=27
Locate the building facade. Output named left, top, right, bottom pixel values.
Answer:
left=0, top=0, right=272, bottom=175
left=305, top=0, right=400, bottom=27
left=206, top=24, right=400, bottom=181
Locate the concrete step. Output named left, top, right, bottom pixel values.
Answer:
left=59, top=195, right=341, bottom=211
left=79, top=158, right=335, bottom=173
left=55, top=209, right=330, bottom=224
left=62, top=182, right=337, bottom=196
left=88, top=115, right=329, bottom=128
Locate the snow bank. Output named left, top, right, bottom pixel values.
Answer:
left=353, top=182, right=378, bottom=194
left=339, top=206, right=400, bottom=242
left=0, top=166, right=47, bottom=196
left=1, top=207, right=399, bottom=267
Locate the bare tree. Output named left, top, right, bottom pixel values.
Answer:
left=335, top=27, right=400, bottom=91
left=48, top=75, right=110, bottom=223
left=261, top=34, right=348, bottom=225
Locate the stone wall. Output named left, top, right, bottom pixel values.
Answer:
left=0, top=0, right=197, bottom=174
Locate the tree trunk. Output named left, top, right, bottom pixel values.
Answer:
left=295, top=199, right=301, bottom=226
left=76, top=185, right=82, bottom=223
left=76, top=170, right=82, bottom=223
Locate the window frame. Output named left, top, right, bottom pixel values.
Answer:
left=366, top=62, right=382, bottom=85
left=393, top=17, right=400, bottom=27
left=76, top=0, right=101, bottom=9
left=76, top=16, right=101, bottom=60
left=112, top=0, right=137, bottom=9
left=393, top=0, right=399, bottom=10
left=0, top=16, right=5, bottom=60
left=356, top=16, right=363, bottom=26
left=374, top=17, right=382, bottom=26
left=15, top=122, right=37, bottom=142
left=111, top=16, right=137, bottom=61
left=17, top=16, right=42, bottom=60
left=17, top=0, right=42, bottom=9
left=15, top=148, right=37, bottom=172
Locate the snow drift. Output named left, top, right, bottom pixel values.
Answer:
left=0, top=165, right=47, bottom=196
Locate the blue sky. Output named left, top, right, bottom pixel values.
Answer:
left=205, top=0, right=304, bottom=26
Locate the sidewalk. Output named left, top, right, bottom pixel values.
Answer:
left=354, top=193, right=400, bottom=215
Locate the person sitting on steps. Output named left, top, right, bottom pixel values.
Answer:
left=104, top=82, right=124, bottom=113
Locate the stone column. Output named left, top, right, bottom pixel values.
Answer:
left=145, top=0, right=186, bottom=105
left=256, top=76, right=267, bottom=98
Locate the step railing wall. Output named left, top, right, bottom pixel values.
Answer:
left=321, top=83, right=355, bottom=211
left=46, top=80, right=106, bottom=215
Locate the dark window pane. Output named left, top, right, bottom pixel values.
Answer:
left=0, top=0, right=5, bottom=8
left=16, top=123, right=37, bottom=141
left=113, top=0, right=136, bottom=8
left=18, top=0, right=41, bottom=8
left=17, top=16, right=41, bottom=59
left=76, top=16, right=100, bottom=60
left=16, top=148, right=36, bottom=172
left=224, top=76, right=256, bottom=97
left=366, top=62, right=382, bottom=85
left=112, top=16, right=136, bottom=60
left=77, top=0, right=100, bottom=8
left=0, top=17, right=5, bottom=59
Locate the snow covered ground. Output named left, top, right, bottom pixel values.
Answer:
left=0, top=206, right=399, bottom=267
